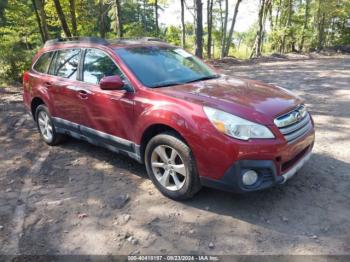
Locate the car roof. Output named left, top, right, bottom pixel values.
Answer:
left=43, top=37, right=173, bottom=49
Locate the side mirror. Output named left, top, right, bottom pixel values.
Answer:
left=100, top=75, right=125, bottom=90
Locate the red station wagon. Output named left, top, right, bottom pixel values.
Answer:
left=23, top=37, right=315, bottom=200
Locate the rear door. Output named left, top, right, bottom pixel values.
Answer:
left=47, top=48, right=86, bottom=129
left=29, top=51, right=56, bottom=113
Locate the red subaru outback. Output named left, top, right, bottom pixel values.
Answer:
left=23, top=37, right=315, bottom=200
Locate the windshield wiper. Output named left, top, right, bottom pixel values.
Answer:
left=184, top=74, right=220, bottom=84
left=151, top=81, right=184, bottom=88
left=151, top=74, right=220, bottom=88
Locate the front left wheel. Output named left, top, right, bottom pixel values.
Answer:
left=145, top=132, right=201, bottom=200
left=35, top=105, right=66, bottom=146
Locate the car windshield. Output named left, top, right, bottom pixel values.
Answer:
left=115, top=46, right=218, bottom=88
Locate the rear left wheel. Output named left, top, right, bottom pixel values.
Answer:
left=35, top=105, right=66, bottom=145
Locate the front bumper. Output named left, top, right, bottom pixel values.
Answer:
left=200, top=145, right=313, bottom=193
left=280, top=150, right=312, bottom=184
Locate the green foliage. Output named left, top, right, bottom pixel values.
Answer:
left=165, top=25, right=181, bottom=46
left=0, top=0, right=349, bottom=83
left=0, top=0, right=40, bottom=83
left=267, top=0, right=350, bottom=53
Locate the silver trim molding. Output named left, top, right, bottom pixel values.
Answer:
left=52, top=117, right=142, bottom=162
left=281, top=151, right=312, bottom=183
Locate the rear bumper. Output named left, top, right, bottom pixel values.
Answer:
left=200, top=142, right=314, bottom=193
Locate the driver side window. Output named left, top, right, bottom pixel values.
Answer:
left=83, top=49, right=125, bottom=85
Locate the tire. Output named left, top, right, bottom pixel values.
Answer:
left=35, top=105, right=66, bottom=146
left=145, top=131, right=201, bottom=200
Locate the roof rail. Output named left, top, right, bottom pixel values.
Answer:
left=44, top=37, right=109, bottom=47
left=109, top=37, right=166, bottom=43
left=44, top=36, right=167, bottom=48
left=140, top=37, right=166, bottom=42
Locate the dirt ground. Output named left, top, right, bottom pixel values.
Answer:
left=0, top=55, right=349, bottom=256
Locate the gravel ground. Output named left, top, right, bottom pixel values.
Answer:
left=0, top=55, right=349, bottom=256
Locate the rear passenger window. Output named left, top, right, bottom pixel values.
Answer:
left=83, top=49, right=123, bottom=84
left=33, top=52, right=54, bottom=73
left=50, top=49, right=81, bottom=80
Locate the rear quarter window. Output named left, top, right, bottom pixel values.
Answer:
left=33, top=52, right=54, bottom=73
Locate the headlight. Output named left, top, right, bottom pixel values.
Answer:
left=203, top=107, right=275, bottom=140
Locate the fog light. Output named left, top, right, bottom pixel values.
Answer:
left=242, top=170, right=258, bottom=186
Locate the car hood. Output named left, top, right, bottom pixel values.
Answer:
left=156, top=75, right=303, bottom=125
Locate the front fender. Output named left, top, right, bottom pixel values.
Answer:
left=134, top=101, right=202, bottom=146
left=133, top=95, right=241, bottom=180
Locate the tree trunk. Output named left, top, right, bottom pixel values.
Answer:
left=251, top=0, right=266, bottom=58
left=181, top=0, right=186, bottom=47
left=268, top=0, right=274, bottom=31
left=207, top=0, right=213, bottom=58
left=53, top=0, right=72, bottom=38
left=220, top=0, right=228, bottom=58
left=300, top=0, right=311, bottom=52
left=115, top=0, right=123, bottom=37
left=69, top=0, right=77, bottom=36
left=218, top=0, right=224, bottom=48
left=281, top=0, right=293, bottom=53
left=318, top=12, right=326, bottom=50
left=155, top=0, right=159, bottom=35
left=99, top=0, right=105, bottom=38
left=195, top=0, right=203, bottom=58
left=142, top=0, right=146, bottom=30
left=256, top=0, right=266, bottom=57
left=317, top=0, right=325, bottom=51
left=37, top=0, right=50, bottom=41
left=274, top=0, right=281, bottom=28
left=31, top=0, right=45, bottom=43
left=223, top=0, right=243, bottom=57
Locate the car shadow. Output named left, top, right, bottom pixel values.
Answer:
left=58, top=136, right=350, bottom=238
left=185, top=152, right=350, bottom=237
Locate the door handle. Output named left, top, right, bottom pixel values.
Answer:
left=77, top=89, right=89, bottom=99
left=44, top=82, right=52, bottom=88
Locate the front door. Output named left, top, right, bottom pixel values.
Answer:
left=78, top=48, right=136, bottom=151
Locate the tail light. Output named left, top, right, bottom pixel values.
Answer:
left=23, top=71, right=30, bottom=90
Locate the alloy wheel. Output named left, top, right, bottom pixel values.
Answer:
left=38, top=110, right=53, bottom=141
left=151, top=145, right=187, bottom=191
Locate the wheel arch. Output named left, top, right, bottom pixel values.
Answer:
left=31, top=97, right=46, bottom=120
left=140, top=123, right=188, bottom=163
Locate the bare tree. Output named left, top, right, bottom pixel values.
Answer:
left=53, top=0, right=72, bottom=38
left=181, top=0, right=186, bottom=47
left=300, top=0, right=311, bottom=51
left=155, top=0, right=159, bottom=35
left=280, top=0, right=293, bottom=53
left=223, top=0, right=243, bottom=57
left=251, top=0, right=266, bottom=58
left=99, top=0, right=106, bottom=38
left=207, top=0, right=214, bottom=58
left=317, top=0, right=325, bottom=50
left=69, top=0, right=78, bottom=36
left=195, top=0, right=203, bottom=58
left=220, top=0, right=228, bottom=58
left=115, top=0, right=123, bottom=37
left=274, top=0, right=281, bottom=28
left=218, top=0, right=224, bottom=45
left=36, top=0, right=50, bottom=41
left=31, top=0, right=45, bottom=43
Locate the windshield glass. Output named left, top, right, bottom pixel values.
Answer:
left=115, top=46, right=217, bottom=88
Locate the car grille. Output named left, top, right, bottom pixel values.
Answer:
left=274, top=105, right=313, bottom=144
